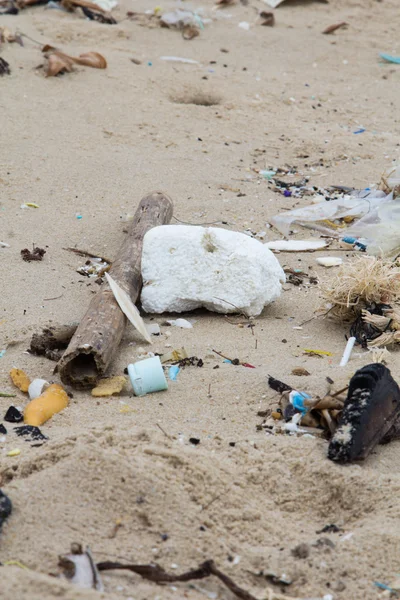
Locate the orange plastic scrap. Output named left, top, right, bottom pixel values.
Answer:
left=24, top=384, right=69, bottom=426
left=10, top=368, right=31, bottom=393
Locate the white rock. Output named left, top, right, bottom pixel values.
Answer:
left=140, top=226, right=285, bottom=317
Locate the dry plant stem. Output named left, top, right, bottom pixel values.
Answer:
left=63, top=247, right=112, bottom=264
left=57, top=192, right=173, bottom=388
left=96, top=560, right=258, bottom=600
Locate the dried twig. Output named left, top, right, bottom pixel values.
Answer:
left=97, top=559, right=258, bottom=600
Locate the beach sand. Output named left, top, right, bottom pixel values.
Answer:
left=1, top=1, right=400, bottom=598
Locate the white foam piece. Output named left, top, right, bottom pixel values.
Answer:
left=141, top=226, right=285, bottom=317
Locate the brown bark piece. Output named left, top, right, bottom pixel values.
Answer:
left=57, top=192, right=173, bottom=388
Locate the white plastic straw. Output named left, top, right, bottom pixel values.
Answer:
left=340, top=336, right=356, bottom=367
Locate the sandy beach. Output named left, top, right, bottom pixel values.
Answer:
left=1, top=0, right=400, bottom=598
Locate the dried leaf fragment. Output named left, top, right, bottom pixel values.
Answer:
left=0, top=57, right=10, bottom=76
left=73, top=52, right=107, bottom=69
left=43, top=47, right=107, bottom=76
left=182, top=25, right=199, bottom=40
left=259, top=11, right=275, bottom=26
left=21, top=246, right=46, bottom=261
left=322, top=22, right=347, bottom=35
left=291, top=367, right=311, bottom=377
left=91, top=375, right=127, bottom=397
left=10, top=368, right=31, bottom=393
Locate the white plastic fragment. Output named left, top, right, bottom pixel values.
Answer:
left=0, top=242, right=10, bottom=248
left=105, top=272, right=152, bottom=344
left=141, top=225, right=285, bottom=317
left=340, top=337, right=356, bottom=367
left=160, top=9, right=199, bottom=29
left=28, top=379, right=49, bottom=400
left=271, top=190, right=389, bottom=237
left=238, top=21, right=250, bottom=30
left=160, top=56, right=199, bottom=64
left=266, top=240, right=328, bottom=252
left=316, top=257, right=343, bottom=267
left=167, top=319, right=193, bottom=329
left=146, top=323, right=161, bottom=336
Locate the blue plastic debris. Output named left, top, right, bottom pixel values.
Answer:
left=380, top=53, right=400, bottom=64
left=259, top=170, right=276, bottom=180
left=353, top=128, right=365, bottom=134
left=342, top=236, right=367, bottom=251
left=168, top=365, right=180, bottom=381
left=0, top=350, right=6, bottom=358
left=374, top=581, right=396, bottom=592
left=289, top=391, right=311, bottom=416
left=283, top=190, right=292, bottom=197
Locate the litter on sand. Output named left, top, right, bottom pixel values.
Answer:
left=265, top=240, right=328, bottom=252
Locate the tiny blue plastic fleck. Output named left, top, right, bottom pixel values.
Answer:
left=342, top=236, right=356, bottom=244
left=223, top=359, right=232, bottom=364
left=0, top=349, right=6, bottom=358
left=284, top=190, right=292, bottom=197
left=169, top=366, right=180, bottom=381
left=380, top=53, right=400, bottom=64
left=374, top=582, right=394, bottom=591
left=148, top=61, right=153, bottom=66
left=260, top=170, right=276, bottom=180
left=290, top=391, right=311, bottom=416
left=353, top=128, right=365, bottom=134
left=76, top=215, right=82, bottom=220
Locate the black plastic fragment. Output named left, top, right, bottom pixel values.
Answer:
left=0, top=490, right=12, bottom=529
left=4, top=406, right=23, bottom=423
left=328, top=364, right=400, bottom=463
left=14, top=425, right=48, bottom=442
left=0, top=424, right=7, bottom=435
left=268, top=375, right=292, bottom=394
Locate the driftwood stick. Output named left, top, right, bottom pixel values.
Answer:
left=57, top=192, right=173, bottom=388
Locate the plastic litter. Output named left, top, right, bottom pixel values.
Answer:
left=316, top=257, right=343, bottom=267
left=0, top=489, right=12, bottom=529
left=160, top=347, right=189, bottom=363
left=105, top=272, right=152, bottom=344
left=7, top=448, right=21, bottom=457
left=160, top=9, right=205, bottom=30
left=24, top=384, right=69, bottom=426
left=146, top=323, right=161, bottom=336
left=266, top=240, right=327, bottom=252
left=289, top=390, right=310, bottom=416
left=128, top=356, right=168, bottom=396
left=160, top=56, right=199, bottom=64
left=343, top=192, right=400, bottom=256
left=91, top=376, right=127, bottom=397
left=384, top=164, right=400, bottom=189
left=168, top=365, right=180, bottom=381
left=141, top=225, right=285, bottom=317
left=271, top=190, right=389, bottom=237
left=339, top=336, right=356, bottom=367
left=167, top=319, right=193, bottom=329
left=380, top=53, right=400, bottom=64
left=238, top=21, right=250, bottom=30
left=28, top=378, right=49, bottom=400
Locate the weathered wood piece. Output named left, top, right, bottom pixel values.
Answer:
left=57, top=192, right=173, bottom=388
